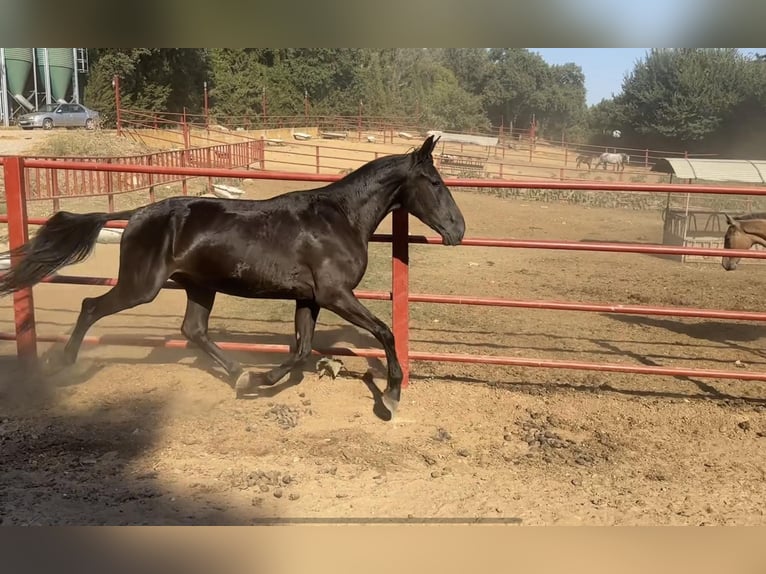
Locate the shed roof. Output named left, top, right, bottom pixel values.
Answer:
left=651, top=158, right=766, bottom=184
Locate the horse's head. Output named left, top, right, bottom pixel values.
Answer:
left=401, top=135, right=466, bottom=246
left=622, top=153, right=630, bottom=164
left=722, top=213, right=766, bottom=270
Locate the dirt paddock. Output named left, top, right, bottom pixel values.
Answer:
left=2, top=152, right=766, bottom=525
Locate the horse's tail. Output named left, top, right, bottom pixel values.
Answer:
left=0, top=208, right=138, bottom=297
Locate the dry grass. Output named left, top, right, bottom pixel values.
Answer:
left=30, top=131, right=151, bottom=158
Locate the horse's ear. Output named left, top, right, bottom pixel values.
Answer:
left=417, top=134, right=438, bottom=161
left=725, top=213, right=742, bottom=230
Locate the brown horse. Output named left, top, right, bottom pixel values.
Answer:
left=722, top=213, right=766, bottom=270
left=575, top=154, right=594, bottom=170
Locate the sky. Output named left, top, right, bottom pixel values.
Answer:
left=530, top=48, right=766, bottom=107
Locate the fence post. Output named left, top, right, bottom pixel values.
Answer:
left=205, top=147, right=213, bottom=191
left=147, top=155, right=156, bottom=203
left=180, top=151, right=188, bottom=196
left=391, top=208, right=410, bottom=388
left=50, top=161, right=60, bottom=213
left=644, top=149, right=649, bottom=169
left=105, top=158, right=114, bottom=212
left=315, top=146, right=320, bottom=174
left=260, top=136, right=266, bottom=170
left=3, top=156, right=38, bottom=366
left=113, top=75, right=122, bottom=137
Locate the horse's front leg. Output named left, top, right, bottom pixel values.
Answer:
left=318, top=289, right=402, bottom=417
left=235, top=299, right=320, bottom=397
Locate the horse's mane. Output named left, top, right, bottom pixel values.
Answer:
left=331, top=151, right=409, bottom=188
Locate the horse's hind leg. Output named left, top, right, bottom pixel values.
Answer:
left=62, top=268, right=168, bottom=365
left=180, top=283, right=243, bottom=380
left=235, top=299, right=319, bottom=396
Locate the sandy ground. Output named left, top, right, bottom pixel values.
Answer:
left=1, top=129, right=765, bottom=526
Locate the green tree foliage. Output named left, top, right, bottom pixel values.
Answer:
left=586, top=49, right=766, bottom=155
left=79, top=48, right=588, bottom=138
left=78, top=48, right=766, bottom=156
left=84, top=49, right=210, bottom=127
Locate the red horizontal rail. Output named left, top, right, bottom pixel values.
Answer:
left=406, top=351, right=766, bottom=382
left=16, top=158, right=766, bottom=196
left=1, top=331, right=763, bottom=384
left=0, top=332, right=385, bottom=360
left=32, top=274, right=766, bottom=322
left=406, top=293, right=766, bottom=321
left=406, top=236, right=766, bottom=259
left=33, top=274, right=393, bottom=301
left=2, top=219, right=765, bottom=261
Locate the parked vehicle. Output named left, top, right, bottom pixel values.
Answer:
left=17, top=102, right=100, bottom=130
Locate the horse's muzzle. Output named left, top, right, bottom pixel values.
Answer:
left=442, top=228, right=465, bottom=246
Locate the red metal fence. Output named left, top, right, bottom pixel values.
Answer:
left=119, top=105, right=716, bottom=168
left=12, top=140, right=265, bottom=212
left=4, top=156, right=766, bottom=387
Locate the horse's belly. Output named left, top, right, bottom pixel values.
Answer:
left=173, top=264, right=314, bottom=300
left=211, top=278, right=313, bottom=300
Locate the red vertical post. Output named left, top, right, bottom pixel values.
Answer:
left=3, top=157, right=38, bottom=365
left=113, top=75, right=122, bottom=136
left=260, top=137, right=266, bottom=170
left=262, top=88, right=267, bottom=128
left=182, top=108, right=190, bottom=150
left=147, top=155, right=156, bottom=203
left=358, top=100, right=362, bottom=143
left=105, top=158, right=114, bottom=212
left=203, top=81, right=209, bottom=131
left=181, top=151, right=188, bottom=196
left=205, top=147, right=213, bottom=191
left=391, top=208, right=410, bottom=388
left=50, top=164, right=60, bottom=212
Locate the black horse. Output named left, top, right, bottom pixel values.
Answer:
left=0, top=135, right=465, bottom=417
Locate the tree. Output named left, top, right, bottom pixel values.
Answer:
left=480, top=49, right=587, bottom=138
left=437, top=48, right=492, bottom=95
left=618, top=48, right=753, bottom=145
left=83, top=49, right=209, bottom=127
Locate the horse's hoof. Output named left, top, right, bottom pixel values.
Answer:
left=40, top=349, right=72, bottom=376
left=381, top=391, right=399, bottom=420
left=235, top=371, right=254, bottom=398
